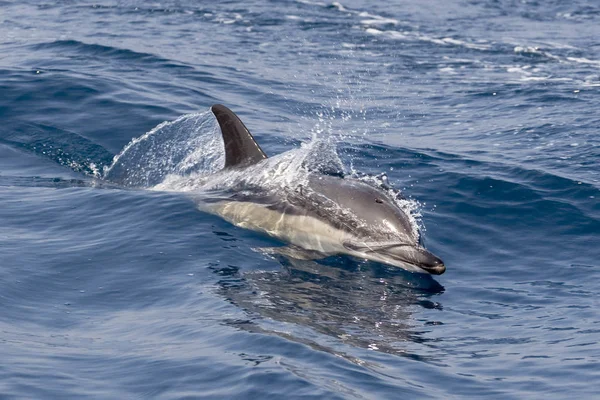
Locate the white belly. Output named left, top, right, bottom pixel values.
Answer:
left=204, top=200, right=349, bottom=253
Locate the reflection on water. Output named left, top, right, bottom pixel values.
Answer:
left=212, top=254, right=444, bottom=360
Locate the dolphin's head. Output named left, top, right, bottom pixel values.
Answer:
left=308, top=175, right=445, bottom=275
left=344, top=241, right=446, bottom=275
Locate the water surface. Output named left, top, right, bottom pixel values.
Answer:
left=1, top=0, right=599, bottom=398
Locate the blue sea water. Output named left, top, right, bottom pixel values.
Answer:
left=1, top=0, right=599, bottom=398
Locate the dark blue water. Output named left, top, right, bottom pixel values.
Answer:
left=1, top=1, right=599, bottom=398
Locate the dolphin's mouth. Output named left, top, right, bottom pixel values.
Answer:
left=344, top=242, right=446, bottom=275
left=379, top=244, right=446, bottom=275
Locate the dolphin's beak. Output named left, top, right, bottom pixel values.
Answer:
left=378, top=245, right=446, bottom=275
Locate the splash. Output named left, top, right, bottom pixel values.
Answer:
left=102, top=109, right=344, bottom=194
left=153, top=137, right=344, bottom=194
left=103, top=110, right=225, bottom=187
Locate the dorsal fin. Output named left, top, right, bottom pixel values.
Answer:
left=211, top=104, right=267, bottom=168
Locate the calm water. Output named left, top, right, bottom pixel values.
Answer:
left=1, top=0, right=599, bottom=398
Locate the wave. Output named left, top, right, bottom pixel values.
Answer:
left=30, top=39, right=198, bottom=72
left=0, top=122, right=113, bottom=177
left=300, top=1, right=600, bottom=73
left=366, top=143, right=600, bottom=225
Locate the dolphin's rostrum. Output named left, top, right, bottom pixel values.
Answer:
left=205, top=104, right=445, bottom=275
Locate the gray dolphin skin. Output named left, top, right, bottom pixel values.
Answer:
left=206, top=104, right=445, bottom=275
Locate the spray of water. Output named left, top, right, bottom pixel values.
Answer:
left=103, top=111, right=225, bottom=187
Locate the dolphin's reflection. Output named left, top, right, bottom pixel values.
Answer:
left=212, top=254, right=445, bottom=359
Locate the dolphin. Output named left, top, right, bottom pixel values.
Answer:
left=201, top=104, right=445, bottom=275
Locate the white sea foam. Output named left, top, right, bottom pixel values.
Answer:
left=439, top=37, right=490, bottom=50
left=438, top=67, right=456, bottom=74
left=358, top=12, right=398, bottom=25
left=295, top=0, right=327, bottom=6
left=566, top=56, right=600, bottom=67
left=331, top=2, right=347, bottom=12
left=364, top=26, right=491, bottom=50
left=514, top=45, right=600, bottom=69
left=360, top=18, right=398, bottom=26
left=514, top=46, right=561, bottom=61
left=341, top=43, right=365, bottom=49
left=365, top=27, right=384, bottom=36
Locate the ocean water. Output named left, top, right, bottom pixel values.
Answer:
left=1, top=0, right=599, bottom=398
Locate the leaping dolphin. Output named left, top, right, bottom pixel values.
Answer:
left=202, top=104, right=445, bottom=275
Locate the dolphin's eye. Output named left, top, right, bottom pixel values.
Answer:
left=375, top=198, right=383, bottom=204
